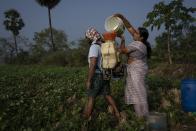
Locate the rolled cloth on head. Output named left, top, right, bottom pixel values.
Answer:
left=85, top=27, right=101, bottom=41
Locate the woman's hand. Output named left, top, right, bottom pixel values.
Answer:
left=128, top=57, right=134, bottom=64
left=117, top=34, right=125, bottom=40
left=113, top=13, right=138, bottom=38
left=113, top=13, right=124, bottom=19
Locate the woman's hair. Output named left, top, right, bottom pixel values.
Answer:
left=138, top=27, right=151, bottom=59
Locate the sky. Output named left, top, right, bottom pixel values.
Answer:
left=0, top=0, right=195, bottom=45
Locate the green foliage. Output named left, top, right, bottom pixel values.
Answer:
left=0, top=65, right=195, bottom=130
left=152, top=33, right=168, bottom=62
left=147, top=75, right=173, bottom=110
left=143, top=0, right=195, bottom=64
left=0, top=65, right=141, bottom=130
left=35, top=0, right=61, bottom=9
left=3, top=9, right=25, bottom=55
left=8, top=50, right=31, bottom=65
left=173, top=26, right=196, bottom=64
left=151, top=26, right=196, bottom=64
left=0, top=35, right=89, bottom=66
left=143, top=0, right=194, bottom=31
left=33, top=28, right=69, bottom=52
left=41, top=51, right=68, bottom=66
left=0, top=38, right=14, bottom=57
left=31, top=36, right=89, bottom=66
left=0, top=65, right=87, bottom=130
left=0, top=36, right=34, bottom=64
left=66, top=39, right=90, bottom=66
left=35, top=0, right=61, bottom=51
left=3, top=9, right=25, bottom=36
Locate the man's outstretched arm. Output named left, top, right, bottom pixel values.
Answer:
left=86, top=57, right=97, bottom=89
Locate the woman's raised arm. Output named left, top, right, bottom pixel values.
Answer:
left=113, top=13, right=139, bottom=38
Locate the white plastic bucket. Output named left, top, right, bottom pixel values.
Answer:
left=105, top=16, right=125, bottom=35
left=147, top=112, right=167, bottom=131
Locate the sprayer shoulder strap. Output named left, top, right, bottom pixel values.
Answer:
left=92, top=43, right=102, bottom=73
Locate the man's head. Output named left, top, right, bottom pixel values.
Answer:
left=85, top=27, right=102, bottom=43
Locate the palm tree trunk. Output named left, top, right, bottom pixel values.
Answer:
left=167, top=29, right=172, bottom=64
left=48, top=7, right=55, bottom=51
left=13, top=34, right=18, bottom=55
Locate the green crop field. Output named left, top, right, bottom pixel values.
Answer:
left=0, top=65, right=195, bottom=131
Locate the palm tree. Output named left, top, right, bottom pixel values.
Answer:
left=3, top=9, right=25, bottom=55
left=35, top=0, right=61, bottom=51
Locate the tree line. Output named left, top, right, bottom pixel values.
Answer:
left=0, top=0, right=195, bottom=66
left=1, top=0, right=90, bottom=66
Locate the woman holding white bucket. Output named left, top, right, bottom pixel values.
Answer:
left=111, top=13, right=152, bottom=118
